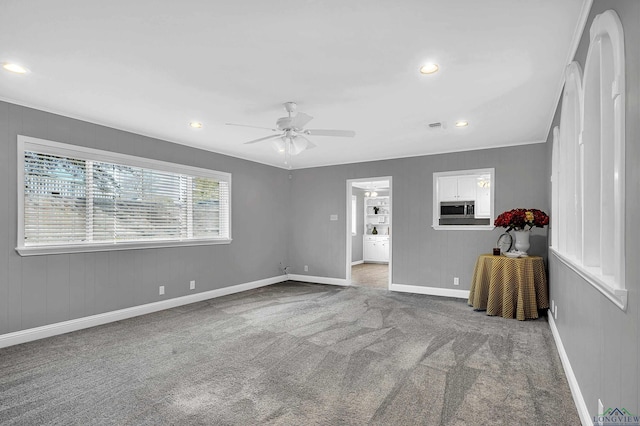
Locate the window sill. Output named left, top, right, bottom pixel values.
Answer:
left=432, top=225, right=495, bottom=231
left=16, top=238, right=232, bottom=256
left=550, top=247, right=627, bottom=311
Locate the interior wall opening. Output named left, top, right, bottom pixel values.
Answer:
left=347, top=178, right=391, bottom=290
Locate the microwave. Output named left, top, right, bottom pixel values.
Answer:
left=440, top=200, right=475, bottom=218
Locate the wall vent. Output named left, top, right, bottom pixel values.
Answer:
left=427, top=121, right=447, bottom=130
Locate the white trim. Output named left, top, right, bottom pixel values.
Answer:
left=16, top=238, right=233, bottom=256
left=390, top=283, right=470, bottom=299
left=548, top=312, right=592, bottom=426
left=291, top=139, right=548, bottom=171
left=550, top=248, right=627, bottom=310
left=0, top=275, right=287, bottom=349
left=351, top=195, right=357, bottom=236
left=551, top=126, right=560, bottom=249
left=351, top=260, right=364, bottom=266
left=432, top=225, right=495, bottom=231
left=288, top=274, right=350, bottom=287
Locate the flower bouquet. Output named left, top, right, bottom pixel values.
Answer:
left=494, top=208, right=549, bottom=232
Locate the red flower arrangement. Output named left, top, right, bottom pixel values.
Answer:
left=494, top=208, right=549, bottom=231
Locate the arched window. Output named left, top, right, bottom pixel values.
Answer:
left=551, top=127, right=559, bottom=250
left=559, top=62, right=583, bottom=260
left=551, top=10, right=626, bottom=310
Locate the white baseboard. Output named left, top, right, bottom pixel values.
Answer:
left=351, top=260, right=364, bottom=266
left=288, top=274, right=350, bottom=286
left=0, top=275, right=288, bottom=349
left=548, top=311, right=591, bottom=426
left=390, top=283, right=470, bottom=299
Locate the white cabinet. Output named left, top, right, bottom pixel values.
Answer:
left=364, top=236, right=389, bottom=263
left=439, top=177, right=459, bottom=201
left=364, top=195, right=390, bottom=263
left=364, top=196, right=390, bottom=236
left=475, top=184, right=491, bottom=218
left=439, top=176, right=476, bottom=201
left=457, top=176, right=477, bottom=200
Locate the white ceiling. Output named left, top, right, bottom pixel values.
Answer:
left=352, top=181, right=389, bottom=191
left=0, top=0, right=589, bottom=169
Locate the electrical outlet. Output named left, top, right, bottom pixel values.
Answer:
left=159, top=285, right=165, bottom=295
left=554, top=304, right=558, bottom=320
left=453, top=277, right=459, bottom=286
left=304, top=265, right=308, bottom=272
left=190, top=280, right=196, bottom=290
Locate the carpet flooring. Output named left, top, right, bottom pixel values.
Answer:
left=351, top=263, right=389, bottom=289
left=0, top=281, right=579, bottom=425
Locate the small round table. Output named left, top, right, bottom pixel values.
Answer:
left=468, top=254, right=549, bottom=320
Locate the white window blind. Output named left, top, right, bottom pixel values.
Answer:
left=18, top=136, right=231, bottom=255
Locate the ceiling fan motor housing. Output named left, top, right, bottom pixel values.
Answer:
left=276, top=117, right=295, bottom=131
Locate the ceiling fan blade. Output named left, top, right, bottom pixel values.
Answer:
left=304, top=129, right=355, bottom=137
left=291, top=112, right=313, bottom=129
left=243, top=134, right=283, bottom=144
left=226, top=123, right=277, bottom=132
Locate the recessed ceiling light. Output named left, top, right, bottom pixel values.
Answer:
left=455, top=120, right=469, bottom=127
left=419, top=63, right=439, bottom=74
left=189, top=122, right=203, bottom=129
left=2, top=63, right=28, bottom=74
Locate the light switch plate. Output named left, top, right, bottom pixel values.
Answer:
left=330, top=214, right=338, bottom=221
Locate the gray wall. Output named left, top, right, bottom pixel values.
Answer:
left=288, top=144, right=549, bottom=288
left=0, top=101, right=290, bottom=334
left=547, top=0, right=639, bottom=417
left=351, top=188, right=364, bottom=262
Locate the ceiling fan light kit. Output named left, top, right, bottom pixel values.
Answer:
left=226, top=102, right=355, bottom=166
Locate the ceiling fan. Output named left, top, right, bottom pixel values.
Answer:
left=226, top=102, right=355, bottom=165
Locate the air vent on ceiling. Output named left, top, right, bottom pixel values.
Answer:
left=426, top=121, right=447, bottom=130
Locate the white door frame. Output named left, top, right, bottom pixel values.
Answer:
left=345, top=176, right=392, bottom=289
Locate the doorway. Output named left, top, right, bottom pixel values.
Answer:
left=346, top=177, right=392, bottom=290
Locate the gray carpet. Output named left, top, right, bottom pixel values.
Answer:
left=0, top=281, right=579, bottom=425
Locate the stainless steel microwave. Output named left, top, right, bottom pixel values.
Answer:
left=440, top=200, right=475, bottom=218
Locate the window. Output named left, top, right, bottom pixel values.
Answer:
left=557, top=62, right=583, bottom=260
left=551, top=10, right=627, bottom=310
left=17, top=135, right=231, bottom=255
left=351, top=195, right=357, bottom=235
left=432, top=168, right=495, bottom=230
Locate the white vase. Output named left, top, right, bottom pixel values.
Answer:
left=513, top=230, right=530, bottom=253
